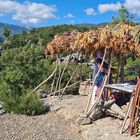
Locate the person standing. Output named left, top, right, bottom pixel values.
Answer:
left=91, top=58, right=109, bottom=105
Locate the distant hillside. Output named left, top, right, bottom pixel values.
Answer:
left=3, top=24, right=90, bottom=49
left=3, top=23, right=110, bottom=48
left=0, top=23, right=28, bottom=42
left=75, top=23, right=108, bottom=28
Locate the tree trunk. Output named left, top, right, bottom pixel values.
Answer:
left=115, top=55, right=121, bottom=83
left=120, top=54, right=124, bottom=83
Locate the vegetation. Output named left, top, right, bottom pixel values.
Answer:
left=110, top=6, right=139, bottom=82
left=0, top=24, right=90, bottom=115
left=3, top=24, right=89, bottom=49
left=0, top=45, right=55, bottom=115
left=110, top=5, right=135, bottom=26
left=2, top=25, right=12, bottom=40
left=0, top=8, right=139, bottom=115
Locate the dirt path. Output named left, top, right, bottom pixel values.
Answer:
left=0, top=95, right=139, bottom=140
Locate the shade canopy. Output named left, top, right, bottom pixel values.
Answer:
left=45, top=24, right=140, bottom=57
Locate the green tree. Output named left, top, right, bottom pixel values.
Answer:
left=110, top=6, right=137, bottom=82
left=0, top=45, right=55, bottom=115
left=2, top=25, right=12, bottom=50
left=110, top=5, right=135, bottom=26
left=2, top=25, right=12, bottom=39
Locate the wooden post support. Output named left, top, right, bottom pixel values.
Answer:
left=85, top=48, right=107, bottom=114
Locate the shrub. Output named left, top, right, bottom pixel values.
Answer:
left=0, top=45, right=54, bottom=115
left=0, top=83, right=45, bottom=115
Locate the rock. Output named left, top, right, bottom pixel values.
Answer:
left=80, top=112, right=88, bottom=118
left=40, top=100, right=50, bottom=112
left=41, top=93, right=48, bottom=98
left=50, top=105, right=62, bottom=112
left=37, top=89, right=48, bottom=98
left=79, top=81, right=92, bottom=96
left=31, top=110, right=36, bottom=116
left=0, top=104, right=3, bottom=109
left=0, top=109, right=6, bottom=115
left=109, top=103, right=125, bottom=119
left=89, top=99, right=115, bottom=120
left=77, top=116, right=92, bottom=125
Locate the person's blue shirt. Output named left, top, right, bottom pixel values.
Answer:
left=95, top=72, right=105, bottom=87
left=92, top=64, right=105, bottom=87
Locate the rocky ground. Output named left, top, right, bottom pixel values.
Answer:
left=0, top=95, right=139, bottom=140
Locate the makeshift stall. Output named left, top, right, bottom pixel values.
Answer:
left=32, top=23, right=140, bottom=137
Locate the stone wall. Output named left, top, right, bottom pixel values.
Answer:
left=78, top=81, right=92, bottom=96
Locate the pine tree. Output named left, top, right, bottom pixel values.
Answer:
left=2, top=25, right=12, bottom=40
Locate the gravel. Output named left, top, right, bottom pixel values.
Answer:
left=0, top=95, right=139, bottom=140
left=0, top=112, right=82, bottom=140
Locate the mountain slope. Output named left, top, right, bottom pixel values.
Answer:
left=0, top=23, right=28, bottom=41
left=75, top=23, right=108, bottom=28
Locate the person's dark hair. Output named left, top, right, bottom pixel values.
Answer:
left=95, top=58, right=102, bottom=65
left=95, top=58, right=109, bottom=69
left=103, top=62, right=109, bottom=69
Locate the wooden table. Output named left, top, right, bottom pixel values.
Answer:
left=104, top=83, right=135, bottom=99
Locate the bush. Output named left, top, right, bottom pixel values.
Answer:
left=0, top=83, right=45, bottom=115
left=0, top=45, right=54, bottom=115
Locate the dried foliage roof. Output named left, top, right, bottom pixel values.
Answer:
left=45, top=24, right=140, bottom=57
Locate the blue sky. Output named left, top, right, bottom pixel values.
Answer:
left=0, top=0, right=140, bottom=27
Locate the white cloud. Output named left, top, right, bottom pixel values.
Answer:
left=98, top=0, right=140, bottom=16
left=64, top=13, right=75, bottom=18
left=124, top=0, right=140, bottom=15
left=98, top=2, right=121, bottom=13
left=0, top=0, right=57, bottom=24
left=84, top=8, right=96, bottom=16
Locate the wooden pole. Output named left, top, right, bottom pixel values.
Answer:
left=26, top=64, right=59, bottom=98
left=48, top=80, right=81, bottom=96
left=115, top=55, right=120, bottom=83
left=129, top=81, right=140, bottom=136
left=87, top=50, right=112, bottom=117
left=85, top=48, right=107, bottom=114
left=60, top=65, right=78, bottom=97
left=59, top=52, right=80, bottom=97
left=50, top=72, right=56, bottom=93
left=54, top=55, right=61, bottom=95
left=88, top=66, right=112, bottom=117
left=58, top=54, right=72, bottom=97
left=120, top=93, right=135, bottom=134
left=120, top=54, right=125, bottom=83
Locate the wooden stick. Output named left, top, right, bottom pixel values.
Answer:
left=60, top=65, right=78, bottom=97
left=58, top=54, right=72, bottom=97
left=80, top=55, right=83, bottom=80
left=54, top=60, right=61, bottom=96
left=85, top=48, right=107, bottom=114
left=54, top=56, right=61, bottom=94
left=129, top=79, right=140, bottom=136
left=115, top=55, right=120, bottom=83
left=134, top=96, right=140, bottom=136
left=88, top=68, right=111, bottom=117
left=48, top=80, right=81, bottom=96
left=59, top=52, right=80, bottom=97
left=50, top=72, right=56, bottom=93
left=58, top=63, right=62, bottom=96
left=26, top=64, right=59, bottom=98
left=133, top=82, right=140, bottom=136
left=87, top=50, right=112, bottom=117
left=120, top=93, right=135, bottom=134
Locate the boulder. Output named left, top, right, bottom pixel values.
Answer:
left=77, top=117, right=92, bottom=125
left=0, top=109, right=5, bottom=115
left=0, top=103, right=3, bottom=109
left=37, top=89, right=48, bottom=98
